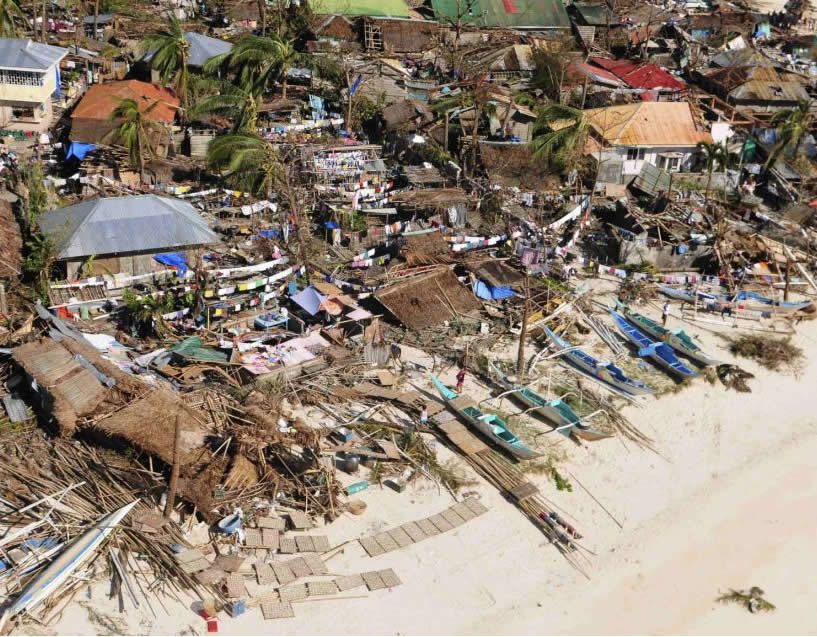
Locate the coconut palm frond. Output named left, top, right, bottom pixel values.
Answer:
left=0, top=0, right=26, bottom=37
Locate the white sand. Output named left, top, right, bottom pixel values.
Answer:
left=46, top=300, right=817, bottom=635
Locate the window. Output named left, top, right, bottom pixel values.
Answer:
left=666, top=157, right=680, bottom=171
left=627, top=148, right=645, bottom=161
left=11, top=106, right=36, bottom=120
left=0, top=69, right=46, bottom=87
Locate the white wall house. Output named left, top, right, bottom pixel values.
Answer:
left=0, top=39, right=68, bottom=132
left=584, top=102, right=711, bottom=182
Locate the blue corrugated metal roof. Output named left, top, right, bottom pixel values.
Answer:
left=0, top=38, right=67, bottom=71
left=39, top=195, right=219, bottom=260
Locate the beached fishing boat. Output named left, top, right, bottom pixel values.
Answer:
left=543, top=327, right=655, bottom=396
left=614, top=300, right=718, bottom=367
left=489, top=363, right=610, bottom=441
left=659, top=286, right=813, bottom=315
left=429, top=373, right=541, bottom=460
left=610, top=310, right=698, bottom=379
left=0, top=500, right=138, bottom=626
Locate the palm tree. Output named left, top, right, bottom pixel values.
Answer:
left=190, top=77, right=263, bottom=133
left=0, top=0, right=25, bottom=36
left=764, top=100, right=812, bottom=172
left=697, top=141, right=728, bottom=205
left=529, top=103, right=591, bottom=173
left=206, top=132, right=281, bottom=199
left=102, top=98, right=166, bottom=182
left=140, top=14, right=190, bottom=119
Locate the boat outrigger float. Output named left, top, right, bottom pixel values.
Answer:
left=488, top=363, right=611, bottom=441
left=610, top=310, right=699, bottom=379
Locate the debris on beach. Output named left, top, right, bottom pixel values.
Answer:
left=0, top=0, right=815, bottom=629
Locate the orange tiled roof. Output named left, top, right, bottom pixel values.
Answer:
left=71, top=80, right=180, bottom=123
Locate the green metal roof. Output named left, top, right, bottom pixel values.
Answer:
left=430, top=0, right=570, bottom=28
left=572, top=3, right=614, bottom=26
left=171, top=336, right=230, bottom=364
left=312, top=0, right=409, bottom=17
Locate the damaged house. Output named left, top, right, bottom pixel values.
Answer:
left=698, top=66, right=812, bottom=116
left=39, top=194, right=219, bottom=279
left=583, top=102, right=712, bottom=182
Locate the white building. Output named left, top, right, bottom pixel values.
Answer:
left=0, top=38, right=68, bottom=132
left=584, top=102, right=712, bottom=182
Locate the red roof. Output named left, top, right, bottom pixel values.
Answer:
left=621, top=65, right=686, bottom=91
left=71, top=80, right=180, bottom=123
left=587, top=58, right=686, bottom=92
left=564, top=61, right=624, bottom=87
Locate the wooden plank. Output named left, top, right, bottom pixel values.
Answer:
left=257, top=517, right=287, bottom=531
left=359, top=536, right=385, bottom=557
left=428, top=514, right=453, bottom=533
left=373, top=532, right=398, bottom=552
left=334, top=574, right=365, bottom=592
left=375, top=440, right=401, bottom=460
left=463, top=497, right=489, bottom=516
left=278, top=583, right=308, bottom=602
left=312, top=536, right=331, bottom=553
left=307, top=581, right=338, bottom=597
left=294, top=536, right=315, bottom=553
left=441, top=509, right=465, bottom=527
left=261, top=601, right=295, bottom=619
left=378, top=568, right=402, bottom=588
left=262, top=529, right=280, bottom=550
left=377, top=370, right=397, bottom=386
left=400, top=521, right=428, bottom=543
left=244, top=528, right=263, bottom=548
left=287, top=557, right=311, bottom=578
left=279, top=537, right=297, bottom=554
left=287, top=511, right=313, bottom=530
left=225, top=574, right=247, bottom=599
left=255, top=562, right=277, bottom=586
left=509, top=482, right=539, bottom=501
left=271, top=563, right=296, bottom=585
left=417, top=518, right=440, bottom=537
left=179, top=557, right=211, bottom=574
left=303, top=554, right=328, bottom=575
left=361, top=571, right=386, bottom=591
left=451, top=502, right=477, bottom=521
left=387, top=527, right=413, bottom=548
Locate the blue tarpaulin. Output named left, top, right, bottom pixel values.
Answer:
left=65, top=142, right=97, bottom=161
left=473, top=279, right=515, bottom=301
left=154, top=252, right=188, bottom=276
left=325, top=221, right=339, bottom=229
left=291, top=286, right=327, bottom=316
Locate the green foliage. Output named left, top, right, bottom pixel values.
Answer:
left=206, top=133, right=280, bottom=198
left=530, top=48, right=568, bottom=102
left=347, top=213, right=367, bottom=232
left=0, top=0, right=24, bottom=37
left=765, top=100, right=812, bottom=171
left=20, top=162, right=48, bottom=226
left=350, top=95, right=385, bottom=128
left=22, top=234, right=54, bottom=302
left=102, top=98, right=165, bottom=175
left=529, top=103, right=590, bottom=174
left=716, top=588, right=776, bottom=613
left=551, top=468, right=573, bottom=491
left=139, top=15, right=189, bottom=116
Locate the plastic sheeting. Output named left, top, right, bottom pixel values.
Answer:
left=473, top=279, right=515, bottom=301
left=65, top=142, right=97, bottom=161
left=291, top=286, right=327, bottom=316
left=153, top=252, right=188, bottom=276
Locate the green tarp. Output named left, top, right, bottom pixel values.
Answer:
left=430, top=0, right=570, bottom=28
left=312, top=0, right=409, bottom=17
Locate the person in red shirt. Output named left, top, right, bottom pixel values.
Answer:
left=456, top=367, right=466, bottom=393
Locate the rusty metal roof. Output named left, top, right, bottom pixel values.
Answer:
left=584, top=102, right=711, bottom=148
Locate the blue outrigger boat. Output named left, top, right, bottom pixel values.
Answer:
left=659, top=286, right=813, bottom=315
left=610, top=310, right=698, bottom=379
left=543, top=327, right=655, bottom=396
left=429, top=373, right=541, bottom=460
left=614, top=299, right=718, bottom=367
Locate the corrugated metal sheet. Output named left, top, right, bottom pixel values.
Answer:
left=431, top=0, right=570, bottom=28
left=632, top=162, right=671, bottom=196
left=144, top=33, right=233, bottom=68
left=40, top=195, right=219, bottom=260
left=1, top=394, right=29, bottom=423
left=0, top=38, right=67, bottom=71
left=585, top=102, right=711, bottom=148
left=732, top=80, right=810, bottom=103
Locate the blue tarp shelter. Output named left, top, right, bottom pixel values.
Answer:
left=473, top=279, right=515, bottom=301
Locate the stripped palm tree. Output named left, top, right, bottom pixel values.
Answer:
left=102, top=98, right=166, bottom=182
left=529, top=103, right=591, bottom=173
left=697, top=141, right=728, bottom=205
left=206, top=132, right=281, bottom=199
left=764, top=100, right=812, bottom=172
left=189, top=77, right=263, bottom=133
left=140, top=14, right=190, bottom=120
left=0, top=0, right=25, bottom=36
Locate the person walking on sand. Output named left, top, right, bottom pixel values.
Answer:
left=456, top=367, right=467, bottom=393
left=390, top=342, right=402, bottom=371
left=661, top=301, right=670, bottom=327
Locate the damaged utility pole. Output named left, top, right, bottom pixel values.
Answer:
left=164, top=414, right=182, bottom=519
left=517, top=274, right=530, bottom=377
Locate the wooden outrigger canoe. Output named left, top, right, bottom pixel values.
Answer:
left=610, top=310, right=698, bottom=379
left=0, top=500, right=138, bottom=630
left=489, top=363, right=611, bottom=442
left=543, top=327, right=655, bottom=397
left=429, top=373, right=541, bottom=460
left=614, top=300, right=718, bottom=367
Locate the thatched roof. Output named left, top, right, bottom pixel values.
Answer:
left=0, top=200, right=22, bottom=279
left=382, top=98, right=435, bottom=131
left=374, top=268, right=482, bottom=329
left=400, top=232, right=453, bottom=266
left=391, top=188, right=471, bottom=211
left=91, top=389, right=210, bottom=466
left=11, top=335, right=144, bottom=436
left=478, top=142, right=555, bottom=190
left=468, top=260, right=524, bottom=288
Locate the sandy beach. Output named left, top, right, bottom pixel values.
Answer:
left=48, top=290, right=817, bottom=636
